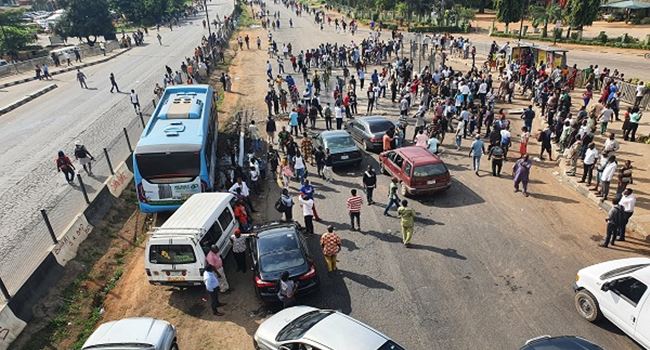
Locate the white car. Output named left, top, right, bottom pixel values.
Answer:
left=82, top=317, right=178, bottom=350
left=574, top=257, right=650, bottom=348
left=254, top=306, right=404, bottom=350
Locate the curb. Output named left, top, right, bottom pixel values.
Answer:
left=551, top=160, right=648, bottom=240
left=0, top=47, right=132, bottom=89
left=0, top=83, right=58, bottom=116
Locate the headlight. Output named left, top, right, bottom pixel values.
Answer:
left=576, top=274, right=580, bottom=282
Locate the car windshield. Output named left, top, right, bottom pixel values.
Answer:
left=83, top=344, right=155, bottom=350
left=413, top=163, right=448, bottom=178
left=324, top=136, right=355, bottom=150
left=600, top=264, right=650, bottom=280
left=257, top=228, right=305, bottom=273
left=368, top=120, right=394, bottom=133
left=148, top=244, right=196, bottom=264
left=276, top=310, right=333, bottom=341
left=135, top=151, right=200, bottom=183
left=378, top=340, right=406, bottom=350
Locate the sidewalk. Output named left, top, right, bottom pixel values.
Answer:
left=0, top=47, right=131, bottom=89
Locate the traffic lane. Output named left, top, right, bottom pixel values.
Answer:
left=291, top=143, right=643, bottom=350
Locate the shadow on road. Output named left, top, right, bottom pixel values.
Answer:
left=338, top=269, right=394, bottom=291
left=407, top=244, right=467, bottom=260
left=420, top=178, right=485, bottom=208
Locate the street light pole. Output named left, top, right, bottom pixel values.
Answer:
left=204, top=0, right=212, bottom=39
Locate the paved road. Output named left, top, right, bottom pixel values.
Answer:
left=241, top=3, right=644, bottom=349
left=0, top=1, right=233, bottom=292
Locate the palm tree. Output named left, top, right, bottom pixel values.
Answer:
left=528, top=3, right=563, bottom=37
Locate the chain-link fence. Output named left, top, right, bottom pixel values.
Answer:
left=0, top=4, right=243, bottom=304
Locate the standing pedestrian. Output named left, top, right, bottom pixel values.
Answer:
left=42, top=64, right=51, bottom=80
left=55, top=151, right=75, bottom=184
left=320, top=226, right=341, bottom=273
left=266, top=116, right=277, bottom=145
left=298, top=192, right=315, bottom=234
left=383, top=177, right=400, bottom=216
left=487, top=143, right=505, bottom=177
left=277, top=271, right=298, bottom=308
left=293, top=151, right=306, bottom=185
left=469, top=135, right=485, bottom=175
left=616, top=160, right=633, bottom=195
left=73, top=141, right=94, bottom=175
left=230, top=228, right=255, bottom=273
left=455, top=119, right=465, bottom=151
left=278, top=188, right=294, bottom=221
left=206, top=245, right=230, bottom=293
left=130, top=89, right=141, bottom=113
left=109, top=73, right=120, bottom=93
left=202, top=265, right=225, bottom=316
left=579, top=143, right=598, bottom=185
left=346, top=189, right=363, bottom=231
left=248, top=120, right=261, bottom=152
left=513, top=154, right=532, bottom=197
left=397, top=199, right=416, bottom=247
left=76, top=69, right=88, bottom=89
left=600, top=197, right=624, bottom=248
left=323, top=148, right=333, bottom=182
left=362, top=166, right=377, bottom=205
left=597, top=155, right=617, bottom=202
left=156, top=32, right=162, bottom=45
left=618, top=188, right=636, bottom=241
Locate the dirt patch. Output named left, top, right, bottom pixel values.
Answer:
left=13, top=186, right=149, bottom=350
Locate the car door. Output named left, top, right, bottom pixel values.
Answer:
left=602, top=277, right=648, bottom=336
left=347, top=120, right=359, bottom=140
left=403, top=161, right=413, bottom=187
left=216, top=206, right=236, bottom=256
left=391, top=153, right=405, bottom=181
left=382, top=151, right=396, bottom=175
left=633, top=292, right=650, bottom=348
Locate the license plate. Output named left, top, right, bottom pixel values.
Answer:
left=427, top=180, right=437, bottom=185
left=341, top=155, right=349, bottom=160
left=167, top=276, right=186, bottom=282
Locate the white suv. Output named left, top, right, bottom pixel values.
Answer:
left=82, top=317, right=178, bottom=350
left=574, top=257, right=650, bottom=349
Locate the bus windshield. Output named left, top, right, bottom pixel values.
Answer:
left=136, top=152, right=200, bottom=183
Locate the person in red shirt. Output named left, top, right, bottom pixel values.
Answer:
left=55, top=151, right=75, bottom=184
left=233, top=200, right=250, bottom=231
left=382, top=131, right=394, bottom=152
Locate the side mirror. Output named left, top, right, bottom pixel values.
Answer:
left=601, top=282, right=611, bottom=292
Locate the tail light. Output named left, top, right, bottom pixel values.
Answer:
left=298, top=265, right=317, bottom=281
left=201, top=180, right=208, bottom=192
left=145, top=268, right=151, bottom=276
left=370, top=137, right=380, bottom=142
left=181, top=270, right=187, bottom=276
left=255, top=276, right=275, bottom=288
left=136, top=183, right=147, bottom=202
left=165, top=271, right=170, bottom=276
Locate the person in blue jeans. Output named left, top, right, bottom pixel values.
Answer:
left=383, top=177, right=401, bottom=216
left=469, top=134, right=485, bottom=175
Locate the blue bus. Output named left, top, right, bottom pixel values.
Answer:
left=133, top=85, right=218, bottom=213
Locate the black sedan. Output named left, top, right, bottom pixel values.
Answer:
left=314, top=130, right=363, bottom=168
left=249, top=222, right=319, bottom=303
left=346, top=116, right=396, bottom=151
left=520, top=335, right=604, bottom=350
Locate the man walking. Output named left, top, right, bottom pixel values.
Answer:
left=76, top=69, right=88, bottom=89
left=397, top=199, right=416, bottom=247
left=298, top=192, right=315, bottom=234
left=600, top=197, right=624, bottom=248
left=203, top=265, right=225, bottom=316
left=109, top=73, right=120, bottom=93
left=513, top=154, right=532, bottom=197
left=383, top=177, right=400, bottom=216
left=74, top=141, right=95, bottom=175
left=469, top=134, right=485, bottom=175
left=362, top=166, right=377, bottom=204
left=346, top=189, right=363, bottom=231
left=130, top=89, right=141, bottom=113
left=206, top=245, right=230, bottom=293
left=320, top=226, right=341, bottom=273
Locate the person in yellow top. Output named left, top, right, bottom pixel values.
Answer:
left=397, top=199, right=416, bottom=247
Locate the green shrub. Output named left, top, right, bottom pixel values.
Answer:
left=595, top=31, right=608, bottom=43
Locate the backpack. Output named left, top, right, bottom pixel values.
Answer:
left=274, top=198, right=286, bottom=212
left=74, top=146, right=86, bottom=158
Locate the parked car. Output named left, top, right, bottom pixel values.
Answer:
left=250, top=222, right=319, bottom=303
left=346, top=116, right=396, bottom=151
left=379, top=146, right=451, bottom=196
left=0, top=59, right=10, bottom=74
left=520, top=335, right=604, bottom=349
left=573, top=257, right=650, bottom=348
left=254, top=306, right=405, bottom=350
left=82, top=317, right=178, bottom=350
left=313, top=130, right=363, bottom=168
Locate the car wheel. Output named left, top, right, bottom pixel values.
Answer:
left=171, top=343, right=179, bottom=350
left=574, top=290, right=602, bottom=322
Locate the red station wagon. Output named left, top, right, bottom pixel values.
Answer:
left=379, top=146, right=451, bottom=196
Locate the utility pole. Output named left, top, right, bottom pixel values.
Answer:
left=518, top=0, right=528, bottom=43
left=204, top=0, right=213, bottom=40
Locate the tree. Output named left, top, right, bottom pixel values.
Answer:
left=57, top=0, right=115, bottom=45
left=0, top=9, right=35, bottom=59
left=528, top=3, right=562, bottom=37
left=566, top=0, right=600, bottom=38
left=495, top=0, right=523, bottom=33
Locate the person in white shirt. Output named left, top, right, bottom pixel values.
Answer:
left=415, top=129, right=428, bottom=148
left=580, top=143, right=598, bottom=185
left=334, top=104, right=344, bottom=130
left=298, top=193, right=314, bottom=234
left=603, top=133, right=619, bottom=154
left=248, top=120, right=261, bottom=152
left=229, top=177, right=255, bottom=212
left=598, top=106, right=614, bottom=135
left=203, top=265, right=224, bottom=316
left=293, top=152, right=306, bottom=185
left=427, top=135, right=440, bottom=154
left=634, top=81, right=646, bottom=108
left=598, top=155, right=618, bottom=201
left=130, top=89, right=140, bottom=113
left=618, top=188, right=636, bottom=241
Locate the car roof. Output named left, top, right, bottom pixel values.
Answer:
left=303, top=312, right=389, bottom=350
left=357, top=116, right=391, bottom=124
left=82, top=317, right=172, bottom=349
left=320, top=130, right=352, bottom=138
left=520, top=335, right=604, bottom=350
left=393, top=146, right=443, bottom=165
left=157, top=193, right=234, bottom=232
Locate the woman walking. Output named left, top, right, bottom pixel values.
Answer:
left=513, top=154, right=532, bottom=197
